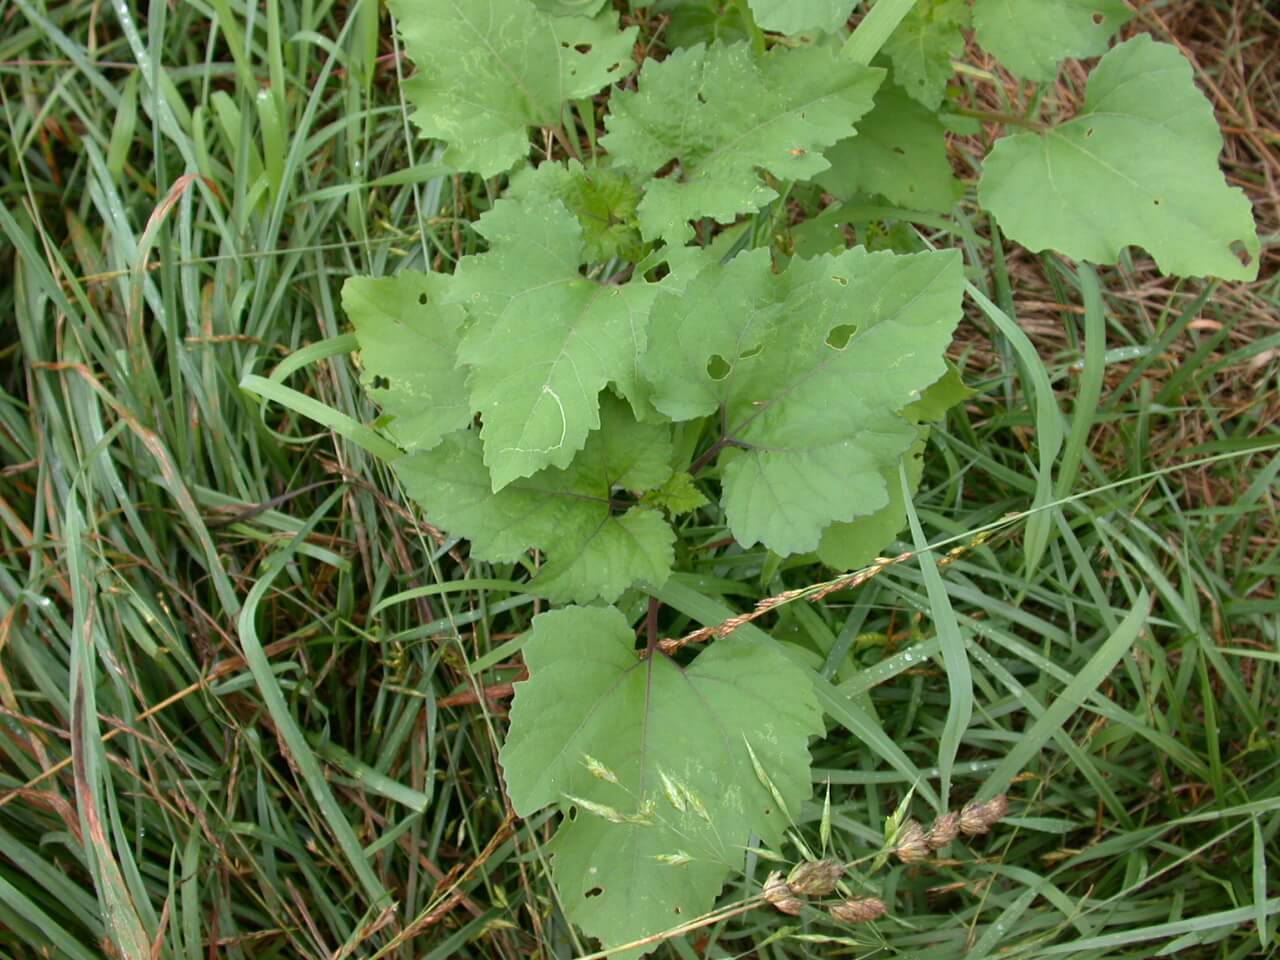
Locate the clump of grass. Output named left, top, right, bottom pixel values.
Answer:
left=1, top=1, right=1277, bottom=958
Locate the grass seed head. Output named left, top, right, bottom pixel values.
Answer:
left=762, top=870, right=804, bottom=916
left=830, top=897, right=887, bottom=924
left=925, top=811, right=960, bottom=849
left=894, top=820, right=930, bottom=864
left=960, top=794, right=1009, bottom=835
left=786, top=858, right=844, bottom=896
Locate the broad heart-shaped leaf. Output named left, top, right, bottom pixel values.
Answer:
left=451, top=197, right=660, bottom=488
left=389, top=0, right=636, bottom=177
left=747, top=0, right=855, bottom=35
left=819, top=82, right=960, bottom=213
left=972, top=0, right=1131, bottom=83
left=501, top=606, right=823, bottom=957
left=394, top=396, right=675, bottom=603
left=642, top=246, right=964, bottom=556
left=980, top=36, right=1261, bottom=281
left=601, top=43, right=883, bottom=245
left=882, top=0, right=969, bottom=110
left=343, top=272, right=469, bottom=453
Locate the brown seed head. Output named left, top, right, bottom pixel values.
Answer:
left=894, top=819, right=930, bottom=864
left=925, top=811, right=960, bottom=849
left=787, top=858, right=844, bottom=896
left=959, top=794, right=1009, bottom=835
left=762, top=870, right=804, bottom=916
left=830, top=897, right=887, bottom=924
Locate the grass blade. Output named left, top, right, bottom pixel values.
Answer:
left=965, top=281, right=1064, bottom=578
left=236, top=489, right=392, bottom=908
left=901, top=462, right=971, bottom=809
left=978, top=592, right=1149, bottom=802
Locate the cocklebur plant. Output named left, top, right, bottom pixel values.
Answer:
left=264, top=0, right=1259, bottom=954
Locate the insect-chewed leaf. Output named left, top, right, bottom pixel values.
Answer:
left=980, top=36, right=1260, bottom=280
left=394, top=395, right=675, bottom=603
left=389, top=0, right=635, bottom=176
left=343, top=272, right=470, bottom=453
left=641, top=245, right=965, bottom=556
left=601, top=42, right=882, bottom=245
left=501, top=606, right=823, bottom=957
left=972, top=0, right=1130, bottom=83
left=450, top=197, right=662, bottom=488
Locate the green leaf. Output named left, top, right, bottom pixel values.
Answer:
left=390, top=0, right=636, bottom=176
left=343, top=272, right=470, bottom=453
left=980, top=36, right=1260, bottom=280
left=817, top=437, right=924, bottom=570
left=971, top=0, right=1131, bottom=83
left=818, top=82, right=961, bottom=213
left=881, top=0, right=968, bottom=110
left=501, top=606, right=823, bottom=956
left=817, top=363, right=969, bottom=569
left=642, top=246, right=965, bottom=555
left=641, top=471, right=709, bottom=516
left=395, top=396, right=675, bottom=603
left=509, top=160, right=647, bottom=263
left=534, top=0, right=607, bottom=14
left=747, top=0, right=856, bottom=35
left=901, top=360, right=973, bottom=423
left=451, top=197, right=660, bottom=488
left=650, top=0, right=752, bottom=48
left=601, top=43, right=882, bottom=244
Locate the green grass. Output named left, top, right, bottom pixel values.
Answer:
left=2, top=1, right=1278, bottom=958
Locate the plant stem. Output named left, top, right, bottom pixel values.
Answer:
left=646, top=597, right=659, bottom=654
left=950, top=107, right=1049, bottom=132
left=841, top=0, right=915, bottom=65
left=731, top=0, right=767, bottom=56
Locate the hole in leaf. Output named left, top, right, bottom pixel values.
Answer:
left=1230, top=240, right=1253, bottom=267
left=893, top=146, right=906, bottom=155
left=763, top=807, right=772, bottom=815
left=418, top=292, right=428, bottom=305
left=739, top=343, right=763, bottom=359
left=674, top=907, right=683, bottom=915
left=1092, top=11, right=1104, bottom=24
left=1084, top=127, right=1095, bottom=138
left=831, top=275, right=848, bottom=286
left=574, top=43, right=593, bottom=54
left=567, top=804, right=578, bottom=821
left=371, top=375, right=390, bottom=390
left=706, top=354, right=732, bottom=380
left=585, top=887, right=604, bottom=899
left=696, top=92, right=707, bottom=104
left=1153, top=198, right=1163, bottom=206
left=826, top=324, right=858, bottom=350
